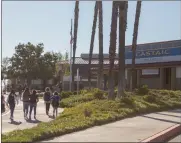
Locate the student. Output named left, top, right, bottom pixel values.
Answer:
left=43, top=87, right=51, bottom=116
left=6, top=90, right=18, bottom=120
left=22, top=87, right=30, bottom=119
left=50, top=91, right=60, bottom=118
left=18, top=85, right=22, bottom=100
left=29, top=90, right=39, bottom=120
left=1, top=93, right=5, bottom=113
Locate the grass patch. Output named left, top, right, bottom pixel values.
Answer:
left=2, top=89, right=181, bottom=142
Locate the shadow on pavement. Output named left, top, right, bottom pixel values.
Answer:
left=48, top=115, right=55, bottom=119
left=26, top=119, right=42, bottom=124
left=167, top=109, right=181, bottom=114
left=141, top=115, right=181, bottom=124
left=8, top=120, right=22, bottom=125
left=154, top=112, right=181, bottom=118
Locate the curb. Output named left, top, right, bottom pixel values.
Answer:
left=140, top=124, right=181, bottom=142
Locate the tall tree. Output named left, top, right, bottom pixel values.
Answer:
left=108, top=2, right=119, bottom=100
left=88, top=2, right=98, bottom=89
left=9, top=42, right=44, bottom=85
left=72, top=1, right=79, bottom=91
left=130, top=1, right=142, bottom=91
left=1, top=57, right=10, bottom=78
left=117, top=1, right=128, bottom=98
left=97, top=1, right=104, bottom=89
left=7, top=42, right=60, bottom=88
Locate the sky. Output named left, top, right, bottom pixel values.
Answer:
left=2, top=1, right=181, bottom=58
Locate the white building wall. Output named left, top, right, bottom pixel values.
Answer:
left=176, top=66, right=181, bottom=78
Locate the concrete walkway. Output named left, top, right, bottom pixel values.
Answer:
left=168, top=134, right=181, bottom=142
left=2, top=99, right=64, bottom=134
left=42, top=109, right=181, bottom=142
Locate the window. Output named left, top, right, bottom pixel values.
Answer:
left=173, top=41, right=181, bottom=47
left=142, top=69, right=159, bottom=75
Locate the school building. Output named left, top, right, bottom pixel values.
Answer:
left=61, top=39, right=181, bottom=90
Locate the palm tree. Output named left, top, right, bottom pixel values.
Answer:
left=97, top=1, right=103, bottom=89
left=88, top=2, right=98, bottom=89
left=108, top=1, right=119, bottom=100
left=72, top=1, right=79, bottom=91
left=117, top=1, right=128, bottom=98
left=130, top=1, right=142, bottom=91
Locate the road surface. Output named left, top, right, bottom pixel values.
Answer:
left=2, top=93, right=64, bottom=134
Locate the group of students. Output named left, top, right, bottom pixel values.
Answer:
left=5, top=87, right=61, bottom=121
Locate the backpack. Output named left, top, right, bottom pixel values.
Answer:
left=8, top=94, right=15, bottom=105
left=51, top=95, right=60, bottom=107
left=44, top=92, right=51, bottom=101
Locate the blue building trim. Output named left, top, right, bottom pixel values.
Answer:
left=125, top=47, right=181, bottom=59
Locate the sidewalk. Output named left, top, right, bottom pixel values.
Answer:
left=2, top=99, right=64, bottom=134
left=42, top=109, right=181, bottom=142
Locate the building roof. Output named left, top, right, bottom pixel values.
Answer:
left=59, top=39, right=181, bottom=65
left=81, top=39, right=181, bottom=59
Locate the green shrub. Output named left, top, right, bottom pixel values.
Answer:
left=60, top=93, right=95, bottom=108
left=60, top=91, right=73, bottom=99
left=121, top=96, right=135, bottom=106
left=92, top=88, right=105, bottom=99
left=137, top=84, right=149, bottom=95
left=80, top=89, right=89, bottom=95
left=143, top=95, right=157, bottom=103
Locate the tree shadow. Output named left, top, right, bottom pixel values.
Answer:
left=8, top=120, right=22, bottom=125
left=154, top=112, right=181, bottom=118
left=141, top=115, right=181, bottom=124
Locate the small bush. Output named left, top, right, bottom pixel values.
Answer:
left=121, top=96, right=135, bottom=106
left=143, top=95, right=157, bottom=103
left=60, top=91, right=73, bottom=99
left=92, top=88, right=105, bottom=99
left=137, top=85, right=149, bottom=95
left=83, top=107, right=92, bottom=117
left=80, top=89, right=88, bottom=95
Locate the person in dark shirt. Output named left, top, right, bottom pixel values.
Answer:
left=29, top=90, right=39, bottom=120
left=43, top=87, right=52, bottom=116
left=1, top=93, right=5, bottom=113
left=50, top=91, right=60, bottom=118
left=7, top=90, right=18, bottom=121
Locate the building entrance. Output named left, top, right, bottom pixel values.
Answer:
left=163, top=68, right=171, bottom=89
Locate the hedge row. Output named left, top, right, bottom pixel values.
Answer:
left=2, top=89, right=181, bottom=142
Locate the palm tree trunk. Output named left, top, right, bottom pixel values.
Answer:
left=108, top=2, right=118, bottom=100
left=97, top=1, right=103, bottom=89
left=117, top=1, right=128, bottom=98
left=88, top=2, right=98, bottom=89
left=130, top=1, right=142, bottom=91
left=72, top=1, right=79, bottom=91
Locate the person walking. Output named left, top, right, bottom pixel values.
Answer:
left=22, top=87, right=30, bottom=119
left=29, top=90, right=39, bottom=120
left=1, top=93, right=5, bottom=113
left=18, top=85, right=22, bottom=101
left=6, top=90, right=18, bottom=121
left=43, top=87, right=51, bottom=116
left=50, top=91, right=60, bottom=118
